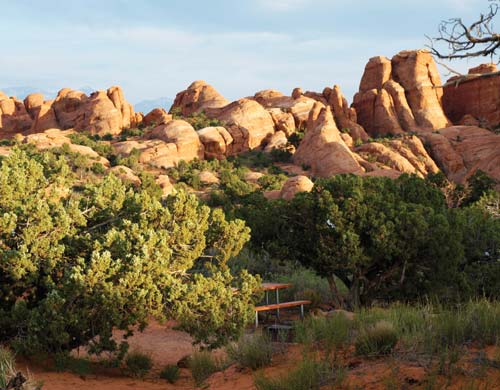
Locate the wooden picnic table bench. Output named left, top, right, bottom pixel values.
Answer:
left=254, top=282, right=311, bottom=326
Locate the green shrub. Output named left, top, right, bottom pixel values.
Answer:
left=355, top=320, right=398, bottom=356
left=53, top=352, right=92, bottom=376
left=91, top=162, right=106, bottom=174
left=257, top=174, right=288, bottom=191
left=227, top=333, right=273, bottom=370
left=270, top=148, right=292, bottom=163
left=189, top=350, right=220, bottom=386
left=125, top=351, right=153, bottom=378
left=254, top=357, right=328, bottom=390
left=160, top=364, right=180, bottom=384
left=275, top=268, right=335, bottom=308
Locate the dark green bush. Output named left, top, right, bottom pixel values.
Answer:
left=160, top=364, right=180, bottom=383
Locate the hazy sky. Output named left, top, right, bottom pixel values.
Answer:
left=0, top=0, right=489, bottom=104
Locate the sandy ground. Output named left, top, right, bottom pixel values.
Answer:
left=18, top=322, right=500, bottom=390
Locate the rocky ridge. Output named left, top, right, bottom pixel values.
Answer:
left=1, top=49, right=500, bottom=194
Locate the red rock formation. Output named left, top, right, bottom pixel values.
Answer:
left=170, top=80, right=229, bottom=117
left=0, top=94, right=32, bottom=136
left=211, top=98, right=275, bottom=154
left=197, top=126, right=233, bottom=159
left=148, top=119, right=204, bottom=162
left=421, top=126, right=500, bottom=184
left=443, top=64, right=500, bottom=129
left=294, top=103, right=363, bottom=177
left=142, top=108, right=172, bottom=127
left=353, top=50, right=451, bottom=137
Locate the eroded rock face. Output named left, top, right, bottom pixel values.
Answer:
left=353, top=50, right=451, bottom=136
left=0, top=94, right=32, bottom=136
left=0, top=86, right=137, bottom=137
left=421, top=126, right=500, bottom=184
left=170, top=80, right=229, bottom=117
left=280, top=175, right=314, bottom=201
left=197, top=126, right=233, bottom=159
left=211, top=98, right=275, bottom=154
left=443, top=64, right=500, bottom=129
left=294, top=104, right=363, bottom=177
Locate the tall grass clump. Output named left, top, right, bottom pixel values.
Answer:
left=0, top=347, right=40, bottom=390
left=190, top=350, right=221, bottom=386
left=160, top=364, right=180, bottom=384
left=125, top=351, right=153, bottom=378
left=254, top=357, right=329, bottom=390
left=295, top=313, right=352, bottom=352
left=227, top=333, right=273, bottom=370
left=355, top=320, right=399, bottom=357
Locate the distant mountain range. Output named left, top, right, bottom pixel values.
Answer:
left=134, top=97, right=174, bottom=114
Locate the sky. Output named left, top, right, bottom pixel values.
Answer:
left=0, top=0, right=491, bottom=106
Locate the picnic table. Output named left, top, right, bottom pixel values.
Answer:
left=255, top=282, right=310, bottom=327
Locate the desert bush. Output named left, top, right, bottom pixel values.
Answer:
left=226, top=333, right=273, bottom=370
left=254, top=357, right=328, bottom=390
left=0, top=148, right=259, bottom=356
left=355, top=320, right=398, bottom=356
left=257, top=174, right=288, bottom=191
left=190, top=351, right=220, bottom=386
left=160, top=364, right=180, bottom=383
left=125, top=351, right=153, bottom=378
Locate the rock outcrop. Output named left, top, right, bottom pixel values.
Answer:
left=148, top=120, right=204, bottom=162
left=443, top=64, right=500, bottom=129
left=210, top=99, right=275, bottom=154
left=280, top=175, right=314, bottom=201
left=170, top=80, right=229, bottom=117
left=142, top=108, right=172, bottom=127
left=421, top=126, right=500, bottom=184
left=197, top=126, right=234, bottom=159
left=353, top=50, right=451, bottom=137
left=0, top=86, right=137, bottom=137
left=294, top=104, right=363, bottom=177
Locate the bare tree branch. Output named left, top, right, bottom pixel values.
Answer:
left=427, top=0, right=500, bottom=61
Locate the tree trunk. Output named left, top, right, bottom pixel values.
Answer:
left=327, top=275, right=345, bottom=309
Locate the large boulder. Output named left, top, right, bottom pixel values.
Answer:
left=443, top=64, right=500, bottom=129
left=211, top=99, right=275, bottom=154
left=280, top=175, right=314, bottom=201
left=142, top=108, right=172, bottom=127
left=148, top=119, right=204, bottom=161
left=293, top=104, right=363, bottom=177
left=197, top=126, right=233, bottom=159
left=171, top=80, right=229, bottom=117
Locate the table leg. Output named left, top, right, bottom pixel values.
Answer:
left=255, top=311, right=259, bottom=328
left=275, top=289, right=280, bottom=321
